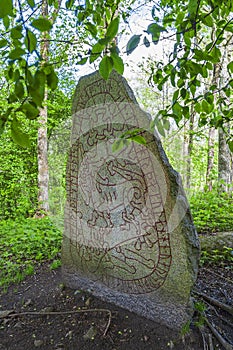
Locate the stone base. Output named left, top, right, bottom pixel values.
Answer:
left=62, top=266, right=193, bottom=330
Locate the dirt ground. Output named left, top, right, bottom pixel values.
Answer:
left=0, top=264, right=232, bottom=350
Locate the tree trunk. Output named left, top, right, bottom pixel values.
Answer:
left=182, top=122, right=189, bottom=188
left=205, top=60, right=220, bottom=192
left=37, top=0, right=61, bottom=215
left=37, top=0, right=49, bottom=215
left=206, top=127, right=216, bottom=191
left=218, top=32, right=232, bottom=194
left=186, top=109, right=195, bottom=189
left=218, top=127, right=231, bottom=192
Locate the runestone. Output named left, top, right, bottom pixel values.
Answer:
left=62, top=70, right=200, bottom=329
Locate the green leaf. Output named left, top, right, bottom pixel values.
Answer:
left=34, top=69, right=46, bottom=86
left=170, top=68, right=176, bottom=87
left=11, top=26, right=23, bottom=39
left=85, top=22, right=97, bottom=38
left=163, top=119, right=170, bottom=131
left=28, top=70, right=46, bottom=106
left=21, top=102, right=39, bottom=119
left=147, top=23, right=166, bottom=34
left=206, top=62, right=213, bottom=70
left=202, top=14, right=213, bottom=27
left=155, top=119, right=165, bottom=137
left=0, top=0, right=13, bottom=18
left=3, top=15, right=10, bottom=29
left=76, top=57, right=88, bottom=65
left=202, top=100, right=210, bottom=113
left=11, top=119, right=31, bottom=148
left=28, top=86, right=43, bottom=106
left=227, top=61, right=233, bottom=74
left=8, top=93, right=18, bottom=103
left=129, top=135, right=146, bottom=145
left=172, top=102, right=183, bottom=118
left=90, top=42, right=104, bottom=63
left=27, top=0, right=35, bottom=8
left=42, top=65, right=53, bottom=75
left=143, top=36, right=150, bottom=47
left=172, top=89, right=179, bottom=103
left=147, top=23, right=166, bottom=42
left=9, top=48, right=25, bottom=59
left=111, top=53, right=124, bottom=74
left=177, top=78, right=184, bottom=88
left=65, top=0, right=74, bottom=9
left=106, top=17, right=119, bottom=39
left=188, top=0, right=198, bottom=17
left=126, top=35, right=141, bottom=55
left=31, top=18, right=52, bottom=32
left=225, top=22, right=233, bottom=33
left=98, top=37, right=111, bottom=45
left=228, top=140, right=233, bottom=152
left=99, top=56, right=113, bottom=80
left=14, top=80, right=24, bottom=99
left=190, top=83, right=196, bottom=96
left=47, top=70, right=58, bottom=90
left=24, top=30, right=37, bottom=53
left=210, top=46, right=221, bottom=63
left=0, top=39, right=8, bottom=48
left=181, top=88, right=187, bottom=98
left=194, top=102, right=201, bottom=113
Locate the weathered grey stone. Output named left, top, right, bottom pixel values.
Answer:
left=62, top=70, right=200, bottom=329
left=200, top=232, right=233, bottom=250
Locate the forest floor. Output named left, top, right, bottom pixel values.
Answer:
left=0, top=263, right=232, bottom=350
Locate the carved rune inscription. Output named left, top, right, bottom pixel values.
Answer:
left=65, top=72, right=172, bottom=294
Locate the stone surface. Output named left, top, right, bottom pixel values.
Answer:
left=62, top=70, right=200, bottom=329
left=200, top=232, right=233, bottom=250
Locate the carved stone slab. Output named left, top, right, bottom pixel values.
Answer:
left=62, top=70, right=200, bottom=329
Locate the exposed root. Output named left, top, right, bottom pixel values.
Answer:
left=194, top=290, right=233, bottom=316
left=205, top=316, right=233, bottom=350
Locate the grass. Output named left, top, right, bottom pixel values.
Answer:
left=0, top=217, right=62, bottom=289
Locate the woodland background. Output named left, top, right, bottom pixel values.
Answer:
left=0, top=0, right=233, bottom=287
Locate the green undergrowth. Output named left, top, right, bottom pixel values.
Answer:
left=0, top=217, right=62, bottom=289
left=200, top=246, right=233, bottom=267
left=189, top=190, right=233, bottom=234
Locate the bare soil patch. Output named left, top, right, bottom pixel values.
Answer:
left=0, top=264, right=232, bottom=350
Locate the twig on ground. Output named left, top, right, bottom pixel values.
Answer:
left=194, top=291, right=233, bottom=316
left=201, top=268, right=233, bottom=285
left=205, top=316, right=233, bottom=350
left=1, top=308, right=112, bottom=337
left=208, top=304, right=233, bottom=328
left=208, top=333, right=214, bottom=350
left=199, top=327, right=208, bottom=350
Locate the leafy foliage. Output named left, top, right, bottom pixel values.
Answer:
left=126, top=1, right=233, bottom=145
left=0, top=85, right=71, bottom=219
left=200, top=246, right=233, bottom=266
left=0, top=217, right=62, bottom=289
left=0, top=123, right=38, bottom=219
left=0, top=0, right=232, bottom=142
left=189, top=189, right=233, bottom=233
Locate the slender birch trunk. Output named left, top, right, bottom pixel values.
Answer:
left=37, top=0, right=49, bottom=215
left=206, top=127, right=216, bottom=191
